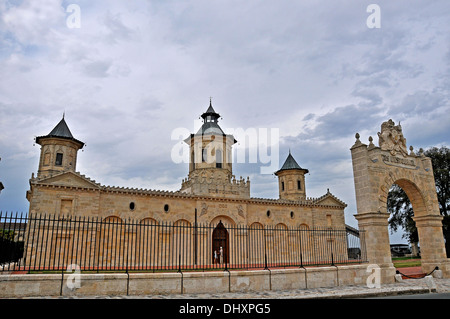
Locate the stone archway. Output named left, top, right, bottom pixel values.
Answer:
left=350, top=119, right=449, bottom=282
left=212, top=221, right=229, bottom=265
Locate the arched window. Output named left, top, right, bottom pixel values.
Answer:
left=55, top=153, right=63, bottom=166
left=216, top=149, right=222, bottom=168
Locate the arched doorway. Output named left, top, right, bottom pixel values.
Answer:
left=212, top=221, right=229, bottom=265
left=351, top=119, right=449, bottom=281
left=385, top=178, right=446, bottom=268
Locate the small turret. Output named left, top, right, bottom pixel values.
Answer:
left=275, top=151, right=308, bottom=201
left=35, top=115, right=84, bottom=178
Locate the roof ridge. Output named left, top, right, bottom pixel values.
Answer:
left=275, top=152, right=308, bottom=174
left=48, top=117, right=74, bottom=138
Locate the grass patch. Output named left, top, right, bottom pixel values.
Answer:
left=392, top=256, right=421, bottom=261
left=393, top=261, right=421, bottom=268
left=392, top=256, right=421, bottom=268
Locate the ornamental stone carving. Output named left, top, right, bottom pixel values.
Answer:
left=377, top=119, right=408, bottom=157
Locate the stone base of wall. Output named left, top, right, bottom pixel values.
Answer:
left=422, top=260, right=450, bottom=278
left=1, top=265, right=379, bottom=298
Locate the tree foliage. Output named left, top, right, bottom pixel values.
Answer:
left=387, top=185, right=417, bottom=242
left=387, top=146, right=449, bottom=255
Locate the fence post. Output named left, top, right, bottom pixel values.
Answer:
left=329, top=229, right=335, bottom=266
left=263, top=226, right=268, bottom=270
left=125, top=218, right=129, bottom=274
left=194, top=208, right=198, bottom=266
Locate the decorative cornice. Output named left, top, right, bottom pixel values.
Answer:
left=31, top=171, right=346, bottom=209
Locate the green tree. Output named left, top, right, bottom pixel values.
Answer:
left=387, top=146, right=450, bottom=256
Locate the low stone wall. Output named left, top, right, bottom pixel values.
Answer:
left=0, top=265, right=371, bottom=298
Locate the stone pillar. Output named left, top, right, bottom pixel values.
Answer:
left=354, top=212, right=396, bottom=283
left=413, top=214, right=450, bottom=276
left=350, top=135, right=395, bottom=283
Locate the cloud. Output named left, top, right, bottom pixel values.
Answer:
left=102, top=11, right=134, bottom=44
left=389, top=90, right=448, bottom=116
left=82, top=60, right=112, bottom=77
left=0, top=0, right=449, bottom=241
left=1, top=0, right=65, bottom=46
left=295, top=103, right=384, bottom=143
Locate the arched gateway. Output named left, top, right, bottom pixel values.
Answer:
left=351, top=119, right=449, bottom=282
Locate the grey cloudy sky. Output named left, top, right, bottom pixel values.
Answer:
left=1, top=0, right=449, bottom=244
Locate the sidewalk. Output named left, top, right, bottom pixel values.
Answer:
left=14, top=277, right=450, bottom=299
left=139, top=277, right=450, bottom=299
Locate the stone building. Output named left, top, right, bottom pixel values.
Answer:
left=24, top=102, right=351, bottom=268
left=27, top=103, right=347, bottom=229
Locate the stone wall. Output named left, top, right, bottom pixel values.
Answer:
left=0, top=265, right=371, bottom=298
left=28, top=183, right=347, bottom=229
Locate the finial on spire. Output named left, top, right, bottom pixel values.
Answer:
left=63, top=110, right=65, bottom=119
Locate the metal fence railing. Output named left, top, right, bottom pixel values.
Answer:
left=0, top=212, right=367, bottom=273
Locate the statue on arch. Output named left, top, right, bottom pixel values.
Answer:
left=377, top=119, right=408, bottom=157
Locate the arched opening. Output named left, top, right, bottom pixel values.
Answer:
left=173, top=219, right=192, bottom=267
left=272, top=223, right=288, bottom=266
left=98, top=216, right=124, bottom=269
left=387, top=183, right=419, bottom=259
left=384, top=178, right=447, bottom=272
left=248, top=222, right=264, bottom=266
left=212, top=221, right=229, bottom=265
left=136, top=218, right=158, bottom=268
left=216, top=149, right=222, bottom=168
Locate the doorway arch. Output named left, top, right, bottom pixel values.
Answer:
left=350, top=120, right=449, bottom=281
left=212, top=221, right=229, bottom=265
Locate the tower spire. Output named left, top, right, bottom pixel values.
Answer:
left=34, top=115, right=84, bottom=178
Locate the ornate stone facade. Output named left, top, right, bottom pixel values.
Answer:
left=377, top=119, right=408, bottom=157
left=27, top=102, right=347, bottom=231
left=351, top=120, right=450, bottom=281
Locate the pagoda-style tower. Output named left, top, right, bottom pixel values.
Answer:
left=35, top=116, right=84, bottom=179
left=180, top=100, right=250, bottom=198
left=275, top=151, right=309, bottom=201
left=186, top=100, right=236, bottom=174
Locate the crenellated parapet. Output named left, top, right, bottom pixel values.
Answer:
left=180, top=168, right=250, bottom=199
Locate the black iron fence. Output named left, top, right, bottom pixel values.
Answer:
left=0, top=212, right=367, bottom=273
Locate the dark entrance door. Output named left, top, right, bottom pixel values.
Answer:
left=212, top=221, right=229, bottom=265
